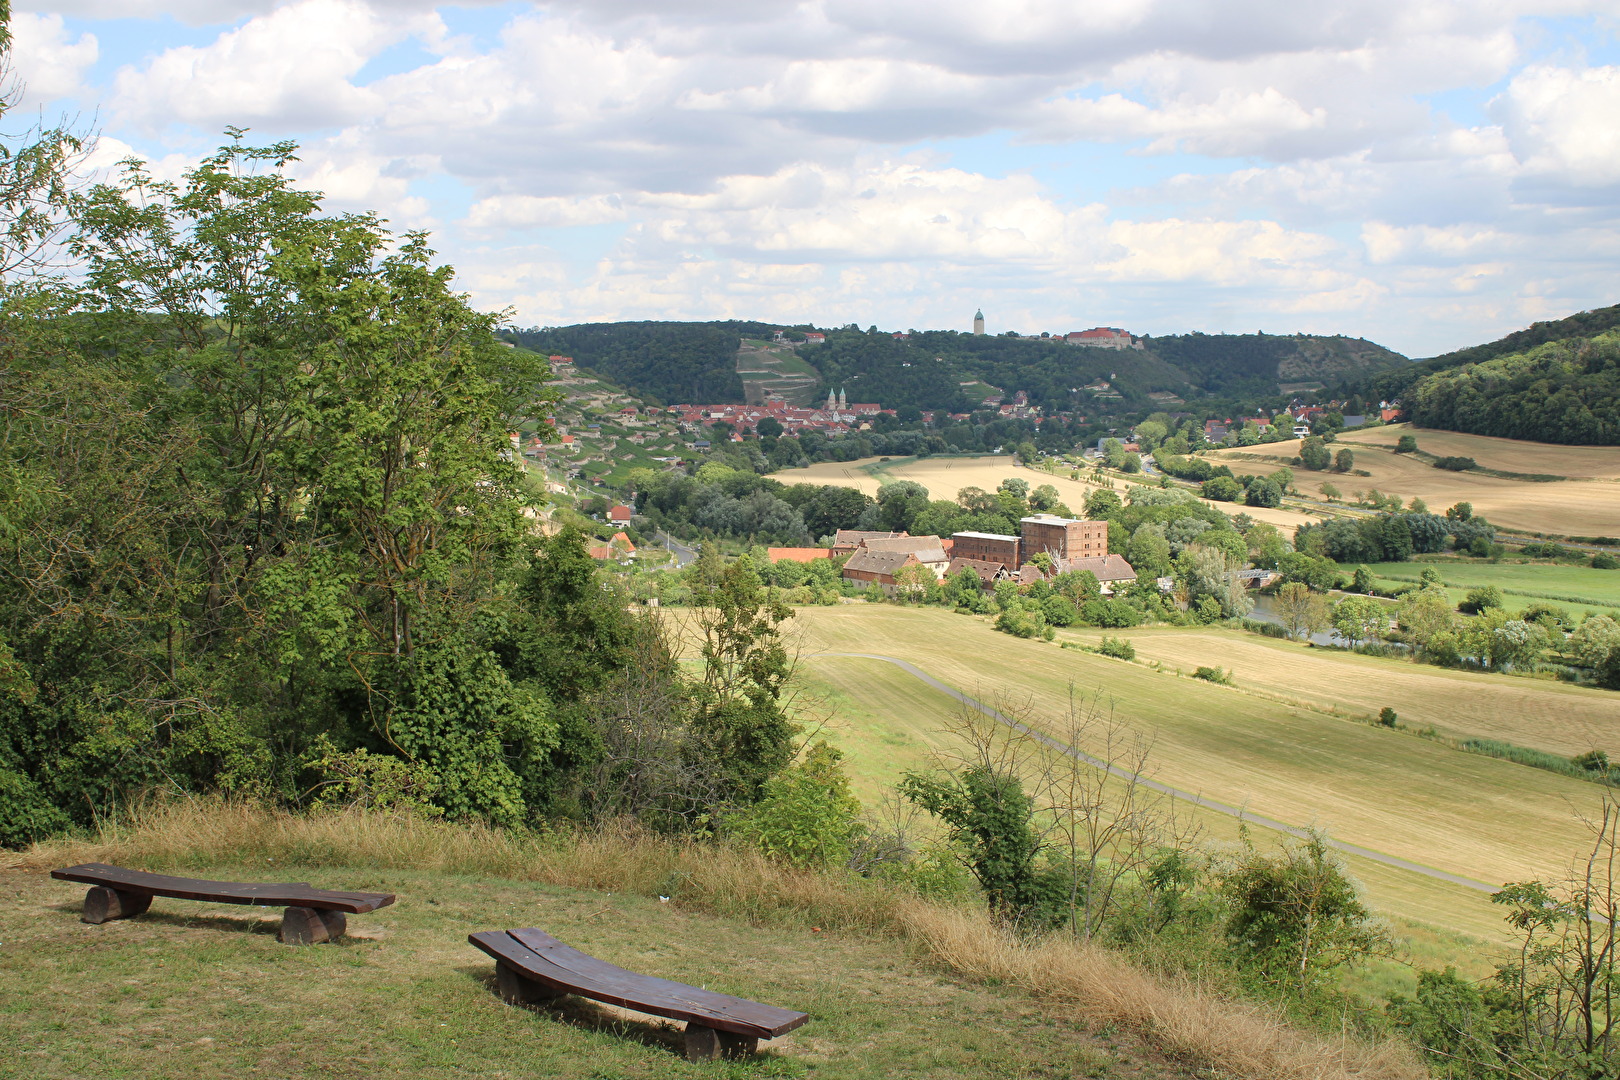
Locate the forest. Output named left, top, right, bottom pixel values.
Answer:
left=501, top=318, right=1409, bottom=414
left=0, top=136, right=804, bottom=844
left=1403, top=331, right=1620, bottom=445
left=506, top=320, right=774, bottom=405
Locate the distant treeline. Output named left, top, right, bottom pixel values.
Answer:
left=506, top=321, right=777, bottom=405
left=1349, top=305, right=1620, bottom=445
left=504, top=320, right=1410, bottom=415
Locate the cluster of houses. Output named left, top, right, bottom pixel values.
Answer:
left=666, top=389, right=901, bottom=444
left=770, top=514, right=1136, bottom=595
left=1197, top=399, right=1404, bottom=444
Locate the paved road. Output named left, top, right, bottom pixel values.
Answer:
left=658, top=531, right=699, bottom=567
left=813, top=650, right=1501, bottom=896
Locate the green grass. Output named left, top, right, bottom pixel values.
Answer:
left=4, top=864, right=1179, bottom=1080
left=1360, top=558, right=1620, bottom=613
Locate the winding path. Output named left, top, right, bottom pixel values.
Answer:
left=813, top=650, right=1501, bottom=896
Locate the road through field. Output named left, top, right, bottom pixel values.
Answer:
left=816, top=650, right=1500, bottom=896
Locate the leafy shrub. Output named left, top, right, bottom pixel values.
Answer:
left=1433, top=456, right=1477, bottom=471
left=1594, top=553, right=1620, bottom=570
left=1193, top=666, right=1233, bottom=685
left=731, top=742, right=865, bottom=868
left=1098, top=636, right=1136, bottom=660
left=1395, top=435, right=1418, bottom=453
left=1459, top=585, right=1505, bottom=614
left=1378, top=707, right=1398, bottom=727
left=994, top=609, right=1045, bottom=638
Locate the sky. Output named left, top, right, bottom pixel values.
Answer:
left=10, top=1, right=1620, bottom=358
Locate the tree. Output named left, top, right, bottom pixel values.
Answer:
left=1222, top=830, right=1386, bottom=995
left=754, top=416, right=784, bottom=439
left=1397, top=587, right=1457, bottom=660
left=1490, top=799, right=1620, bottom=1074
left=1395, top=434, right=1418, bottom=453
left=1333, top=596, right=1385, bottom=648
left=893, top=562, right=939, bottom=604
left=1460, top=585, right=1505, bottom=614
left=1333, top=448, right=1355, bottom=472
left=1352, top=565, right=1374, bottom=594
left=1299, top=436, right=1331, bottom=470
left=1274, top=582, right=1332, bottom=641
left=1201, top=475, right=1242, bottom=501
left=1102, top=438, right=1126, bottom=469
left=685, top=549, right=798, bottom=804
left=4, top=133, right=559, bottom=828
left=1084, top=489, right=1123, bottom=519
left=1126, top=525, right=1173, bottom=578
left=1176, top=544, right=1253, bottom=619
left=1244, top=477, right=1282, bottom=507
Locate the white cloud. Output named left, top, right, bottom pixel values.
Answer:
left=107, top=0, right=444, bottom=134
left=1497, top=63, right=1620, bottom=186
left=8, top=13, right=98, bottom=110
left=464, top=193, right=629, bottom=228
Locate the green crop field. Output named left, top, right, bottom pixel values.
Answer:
left=1360, top=559, right=1620, bottom=611
left=782, top=605, right=1612, bottom=944
left=7, top=863, right=1179, bottom=1080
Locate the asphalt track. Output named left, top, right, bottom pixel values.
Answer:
left=814, top=651, right=1501, bottom=896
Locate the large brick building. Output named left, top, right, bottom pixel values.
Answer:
left=1019, top=515, right=1108, bottom=564
left=950, top=531, right=1023, bottom=568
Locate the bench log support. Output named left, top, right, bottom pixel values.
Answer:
left=81, top=886, right=152, bottom=925
left=496, top=961, right=563, bottom=1006
left=279, top=906, right=348, bottom=945
left=684, top=1024, right=759, bottom=1062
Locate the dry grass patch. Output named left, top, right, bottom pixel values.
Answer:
left=1063, top=624, right=1620, bottom=760
left=5, top=802, right=1423, bottom=1080
left=1206, top=435, right=1620, bottom=537
left=1339, top=425, right=1620, bottom=480
left=789, top=606, right=1603, bottom=899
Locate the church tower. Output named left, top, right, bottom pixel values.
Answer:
left=973, top=308, right=985, bottom=335
left=838, top=388, right=847, bottom=409
left=826, top=387, right=836, bottom=412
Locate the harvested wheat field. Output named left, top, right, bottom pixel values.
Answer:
left=1058, top=624, right=1620, bottom=759
left=1340, top=424, right=1620, bottom=480
left=1207, top=435, right=1620, bottom=537
left=787, top=605, right=1604, bottom=927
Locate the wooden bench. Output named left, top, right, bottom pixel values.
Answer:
left=51, top=863, right=395, bottom=945
left=469, top=928, right=809, bottom=1061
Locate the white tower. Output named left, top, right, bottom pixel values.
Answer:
left=826, top=388, right=836, bottom=412
left=838, top=388, right=847, bottom=410
left=973, top=308, right=985, bottom=335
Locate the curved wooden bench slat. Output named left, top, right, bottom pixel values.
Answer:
left=468, top=928, right=809, bottom=1040
left=50, top=863, right=395, bottom=914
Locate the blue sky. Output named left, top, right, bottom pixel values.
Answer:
left=13, top=0, right=1620, bottom=357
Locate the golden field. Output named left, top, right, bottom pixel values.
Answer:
left=1208, top=427, right=1620, bottom=537
left=774, top=455, right=1322, bottom=535
left=777, top=604, right=1614, bottom=940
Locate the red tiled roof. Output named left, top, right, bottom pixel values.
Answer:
left=768, top=547, right=832, bottom=563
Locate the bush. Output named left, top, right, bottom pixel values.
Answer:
left=1433, top=456, right=1476, bottom=471
left=1193, top=666, right=1233, bottom=686
left=1394, top=435, right=1417, bottom=453
left=994, top=609, right=1045, bottom=638
left=1378, top=707, right=1397, bottom=727
left=1098, top=636, right=1136, bottom=660
left=1594, top=553, right=1620, bottom=570
left=731, top=742, right=866, bottom=869
left=1459, top=585, right=1505, bottom=614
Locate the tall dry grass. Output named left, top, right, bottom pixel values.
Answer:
left=7, top=800, right=1425, bottom=1080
